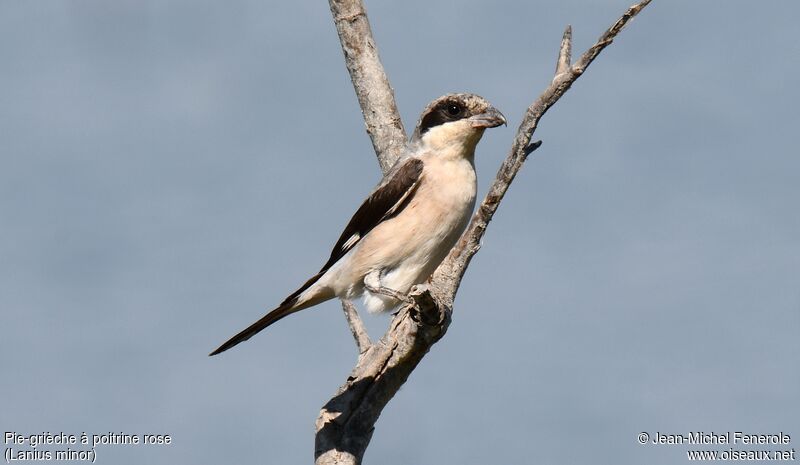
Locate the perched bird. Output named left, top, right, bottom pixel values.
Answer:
left=210, top=93, right=505, bottom=356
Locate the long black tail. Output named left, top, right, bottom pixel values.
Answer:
left=209, top=303, right=298, bottom=356
left=209, top=271, right=329, bottom=356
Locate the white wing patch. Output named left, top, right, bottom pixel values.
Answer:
left=341, top=233, right=361, bottom=251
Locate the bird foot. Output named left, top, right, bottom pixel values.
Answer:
left=364, top=281, right=414, bottom=309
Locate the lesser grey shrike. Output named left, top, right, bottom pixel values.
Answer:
left=210, top=93, right=505, bottom=355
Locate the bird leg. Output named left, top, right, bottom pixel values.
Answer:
left=363, top=271, right=415, bottom=309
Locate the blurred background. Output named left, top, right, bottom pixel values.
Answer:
left=1, top=1, right=798, bottom=463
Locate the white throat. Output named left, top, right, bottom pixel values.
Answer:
left=416, top=121, right=485, bottom=162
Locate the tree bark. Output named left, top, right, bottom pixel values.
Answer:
left=316, top=2, right=652, bottom=464
left=328, top=0, right=407, bottom=174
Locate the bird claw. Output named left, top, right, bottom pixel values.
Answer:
left=364, top=281, right=413, bottom=309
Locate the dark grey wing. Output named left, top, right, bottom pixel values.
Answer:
left=208, top=157, right=424, bottom=356
left=319, top=157, right=424, bottom=273
left=260, top=157, right=422, bottom=328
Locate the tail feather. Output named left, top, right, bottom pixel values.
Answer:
left=209, top=271, right=333, bottom=356
left=209, top=303, right=299, bottom=356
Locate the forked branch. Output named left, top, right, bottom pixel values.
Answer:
left=316, top=2, right=652, bottom=464
left=432, top=0, right=652, bottom=302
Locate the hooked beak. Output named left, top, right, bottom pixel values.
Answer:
left=469, top=106, right=507, bottom=129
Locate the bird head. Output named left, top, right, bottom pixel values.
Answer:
left=410, top=93, right=506, bottom=153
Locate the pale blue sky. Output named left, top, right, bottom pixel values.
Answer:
left=1, top=1, right=798, bottom=464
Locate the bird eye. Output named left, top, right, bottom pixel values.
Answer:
left=446, top=103, right=463, bottom=116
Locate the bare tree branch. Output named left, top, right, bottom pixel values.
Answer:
left=555, top=25, right=573, bottom=79
left=316, top=289, right=445, bottom=465
left=341, top=299, right=371, bottom=353
left=329, top=0, right=408, bottom=173
left=431, top=0, right=652, bottom=303
left=315, top=2, right=652, bottom=464
left=573, top=0, right=652, bottom=74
